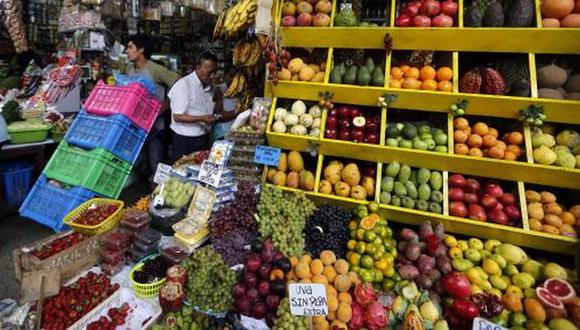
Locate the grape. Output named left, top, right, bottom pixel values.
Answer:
left=182, top=246, right=237, bottom=313
left=304, top=204, right=351, bottom=258
left=256, top=186, right=316, bottom=257
left=273, top=298, right=309, bottom=330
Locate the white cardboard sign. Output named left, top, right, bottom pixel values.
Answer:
left=288, top=283, right=328, bottom=316
left=473, top=317, right=508, bottom=330
left=153, top=163, right=172, bottom=184
left=197, top=160, right=223, bottom=188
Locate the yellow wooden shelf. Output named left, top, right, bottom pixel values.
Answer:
left=268, top=81, right=580, bottom=125
left=279, top=27, right=580, bottom=54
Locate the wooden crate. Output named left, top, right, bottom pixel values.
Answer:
left=13, top=231, right=101, bottom=283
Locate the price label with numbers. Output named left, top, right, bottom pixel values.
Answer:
left=153, top=163, right=172, bottom=184
left=473, top=317, right=508, bottom=330
left=288, top=283, right=328, bottom=316
left=254, top=146, right=281, bottom=166
left=197, top=160, right=223, bottom=188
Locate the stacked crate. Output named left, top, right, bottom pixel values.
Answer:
left=20, top=81, right=161, bottom=231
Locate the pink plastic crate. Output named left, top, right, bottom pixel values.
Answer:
left=83, top=81, right=161, bottom=132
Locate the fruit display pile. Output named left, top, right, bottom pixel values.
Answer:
left=304, top=204, right=352, bottom=258
left=41, top=271, right=120, bottom=329
left=152, top=306, right=215, bottom=330
left=272, top=298, right=310, bottom=329
left=153, top=178, right=196, bottom=209
left=329, top=56, right=385, bottom=87
left=281, top=0, right=332, bottom=27
left=379, top=162, right=444, bottom=214
left=132, top=255, right=172, bottom=284
left=525, top=189, right=579, bottom=238
left=453, top=117, right=524, bottom=161
left=271, top=100, right=322, bottom=137
left=385, top=121, right=448, bottom=152
left=536, top=63, right=580, bottom=100
left=275, top=55, right=326, bottom=83
left=209, top=182, right=260, bottom=266
left=448, top=173, right=522, bottom=226
left=464, top=0, right=535, bottom=27
left=396, top=0, right=459, bottom=27
left=320, top=160, right=376, bottom=200
left=30, top=232, right=85, bottom=260
left=233, top=240, right=290, bottom=326
left=181, top=246, right=237, bottom=313
left=540, top=0, right=580, bottom=27
left=86, top=303, right=130, bottom=330
left=531, top=126, right=580, bottom=168
left=72, top=203, right=118, bottom=226
left=389, top=63, right=454, bottom=92
left=256, top=185, right=316, bottom=256
left=266, top=151, right=316, bottom=191
left=324, top=105, right=380, bottom=144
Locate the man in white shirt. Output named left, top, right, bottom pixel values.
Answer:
left=168, top=52, right=221, bottom=162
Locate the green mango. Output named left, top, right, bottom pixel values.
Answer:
left=337, top=63, right=346, bottom=76
left=381, top=176, right=395, bottom=192
left=393, top=182, right=407, bottom=197
left=344, top=65, right=358, bottom=85
left=398, top=165, right=412, bottom=183
left=429, top=171, right=443, bottom=191
left=405, top=181, right=418, bottom=199
left=371, top=67, right=385, bottom=86
left=329, top=66, right=343, bottom=84
left=416, top=168, right=431, bottom=184
left=416, top=200, right=429, bottom=211
left=385, top=162, right=401, bottom=177
left=357, top=66, right=371, bottom=86
left=418, top=184, right=431, bottom=201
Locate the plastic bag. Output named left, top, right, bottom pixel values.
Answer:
left=113, top=72, right=159, bottom=98
left=249, top=97, right=272, bottom=132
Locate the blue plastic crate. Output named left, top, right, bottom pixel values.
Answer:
left=0, top=161, right=33, bottom=205
left=64, top=111, right=146, bottom=164
left=19, top=174, right=99, bottom=231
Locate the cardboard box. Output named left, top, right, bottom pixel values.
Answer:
left=13, top=231, right=101, bottom=284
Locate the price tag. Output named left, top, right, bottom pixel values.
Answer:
left=153, top=163, right=172, bottom=184
left=197, top=160, right=223, bottom=188
left=473, top=317, right=508, bottom=330
left=288, top=283, right=328, bottom=316
left=240, top=315, right=269, bottom=330
left=89, top=31, right=105, bottom=50
left=254, top=146, right=281, bottom=166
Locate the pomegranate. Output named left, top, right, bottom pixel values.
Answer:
left=420, top=0, right=442, bottom=16
left=282, top=15, right=297, bottom=27
left=544, top=278, right=577, bottom=303
left=413, top=15, right=432, bottom=27
left=396, top=14, right=413, bottom=26
left=403, top=2, right=422, bottom=16
left=432, top=14, right=454, bottom=27
left=536, top=287, right=565, bottom=310
left=441, top=0, right=458, bottom=16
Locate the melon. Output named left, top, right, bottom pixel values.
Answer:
left=536, top=287, right=565, bottom=310
left=544, top=278, right=576, bottom=303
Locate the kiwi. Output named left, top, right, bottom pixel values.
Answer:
left=537, top=64, right=568, bottom=88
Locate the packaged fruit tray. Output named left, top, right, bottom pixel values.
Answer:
left=63, top=198, right=124, bottom=235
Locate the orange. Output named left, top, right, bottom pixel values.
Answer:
left=400, top=64, right=411, bottom=73
left=437, top=80, right=453, bottom=92
left=488, top=146, right=505, bottom=159
left=402, top=77, right=422, bottom=89
left=482, top=134, right=497, bottom=148
left=488, top=127, right=499, bottom=138
left=454, top=130, right=468, bottom=143
left=390, top=67, right=403, bottom=80
left=436, top=66, right=453, bottom=81
left=506, top=144, right=522, bottom=157
left=468, top=148, right=483, bottom=157
left=467, top=134, right=483, bottom=148
left=507, top=132, right=524, bottom=145
left=504, top=151, right=518, bottom=161
left=496, top=141, right=507, bottom=150
left=389, top=79, right=402, bottom=88
left=473, top=122, right=489, bottom=136
left=455, top=143, right=469, bottom=155
left=420, top=65, right=437, bottom=81
left=404, top=67, right=420, bottom=79
left=453, top=117, right=469, bottom=130
left=421, top=79, right=438, bottom=91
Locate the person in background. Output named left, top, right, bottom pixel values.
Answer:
left=126, top=34, right=180, bottom=181
left=211, top=69, right=239, bottom=141
left=169, top=51, right=222, bottom=162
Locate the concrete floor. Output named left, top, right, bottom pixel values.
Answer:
left=0, top=182, right=149, bottom=299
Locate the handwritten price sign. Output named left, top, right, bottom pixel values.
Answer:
left=254, top=146, right=281, bottom=166
left=288, top=283, right=328, bottom=316
left=473, top=317, right=508, bottom=330
left=197, top=160, right=223, bottom=188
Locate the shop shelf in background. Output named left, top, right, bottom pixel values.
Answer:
left=0, top=161, right=33, bottom=206
left=83, top=81, right=161, bottom=132
left=43, top=141, right=131, bottom=198
left=65, top=111, right=146, bottom=163
left=19, top=175, right=99, bottom=231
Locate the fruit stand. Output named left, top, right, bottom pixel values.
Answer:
left=264, top=0, right=580, bottom=255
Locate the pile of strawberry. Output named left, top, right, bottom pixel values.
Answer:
left=41, top=272, right=119, bottom=330
left=86, top=303, right=131, bottom=330
left=30, top=232, right=85, bottom=260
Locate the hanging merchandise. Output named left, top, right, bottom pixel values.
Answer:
left=58, top=3, right=105, bottom=32
left=0, top=0, right=29, bottom=53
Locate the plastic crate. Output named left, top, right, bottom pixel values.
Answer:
left=63, top=198, right=124, bottom=235
left=0, top=161, right=33, bottom=205
left=19, top=175, right=98, bottom=231
left=8, top=125, right=51, bottom=144
left=65, top=111, right=146, bottom=163
left=83, top=81, right=161, bottom=132
left=43, top=141, right=132, bottom=198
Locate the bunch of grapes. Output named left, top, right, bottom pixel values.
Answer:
left=256, top=186, right=316, bottom=257
left=304, top=204, right=351, bottom=258
left=212, top=227, right=257, bottom=266
left=181, top=246, right=237, bottom=313
left=273, top=298, right=309, bottom=330
left=209, top=182, right=259, bottom=239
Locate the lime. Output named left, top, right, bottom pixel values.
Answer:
left=361, top=255, right=374, bottom=269
left=365, top=243, right=377, bottom=255
left=382, top=278, right=395, bottom=291
left=355, top=241, right=367, bottom=255
left=356, top=206, right=369, bottom=219
left=372, top=237, right=384, bottom=246
left=350, top=230, right=357, bottom=239
left=373, top=252, right=384, bottom=262
left=368, top=202, right=380, bottom=213
left=348, top=220, right=359, bottom=231
left=351, top=265, right=361, bottom=274
left=373, top=269, right=384, bottom=282
left=360, top=269, right=374, bottom=283
left=364, top=231, right=377, bottom=242
left=356, top=229, right=366, bottom=241
left=347, top=239, right=357, bottom=251
left=349, top=253, right=361, bottom=266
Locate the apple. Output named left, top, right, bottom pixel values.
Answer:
left=339, top=130, right=350, bottom=141
left=338, top=106, right=350, bottom=118
left=352, top=130, right=364, bottom=142
left=396, top=14, right=412, bottom=27
left=485, top=183, right=504, bottom=199
left=366, top=120, right=378, bottom=133
left=325, top=128, right=337, bottom=139
left=326, top=116, right=337, bottom=129
left=328, top=109, right=338, bottom=118
left=403, top=2, right=421, bottom=17
left=282, top=16, right=297, bottom=27
left=350, top=108, right=361, bottom=118
left=500, top=193, right=516, bottom=206
left=441, top=0, right=458, bottom=16
left=464, top=193, right=478, bottom=204
left=366, top=133, right=379, bottom=144
left=420, top=0, right=441, bottom=16
left=488, top=209, right=509, bottom=225
left=432, top=14, right=453, bottom=27
left=339, top=119, right=351, bottom=131
left=450, top=201, right=468, bottom=217
left=413, top=15, right=431, bottom=27
left=481, top=194, right=498, bottom=210
left=464, top=178, right=481, bottom=193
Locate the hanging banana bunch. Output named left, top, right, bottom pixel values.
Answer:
left=217, top=0, right=258, bottom=39
left=232, top=39, right=262, bottom=67
left=224, top=70, right=248, bottom=98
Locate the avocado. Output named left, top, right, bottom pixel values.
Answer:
left=402, top=123, right=418, bottom=140
left=483, top=1, right=504, bottom=27
left=464, top=3, right=484, bottom=27
left=365, top=57, right=376, bottom=73
left=357, top=66, right=371, bottom=86
left=329, top=66, right=343, bottom=84
left=371, top=67, right=385, bottom=87
left=386, top=125, right=400, bottom=139
left=344, top=65, right=358, bottom=85
left=505, top=0, right=534, bottom=27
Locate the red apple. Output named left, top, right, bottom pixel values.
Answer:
left=366, top=133, right=379, bottom=144
left=464, top=193, right=478, bottom=204
left=352, top=130, right=364, bottom=142
left=339, top=119, right=351, bottom=131
left=441, top=0, right=458, bottom=16
left=282, top=15, right=297, bottom=27
left=488, top=209, right=509, bottom=225
left=432, top=14, right=453, bottom=27
left=504, top=205, right=521, bottom=221
left=449, top=188, right=465, bottom=202
left=500, top=193, right=516, bottom=206
left=326, top=116, right=337, bottom=129
left=481, top=194, right=499, bottom=210
left=449, top=174, right=466, bottom=188
left=366, top=119, right=379, bottom=132
left=468, top=204, right=487, bottom=221
left=464, top=178, right=481, bottom=193
left=450, top=201, right=468, bottom=217
left=485, top=183, right=504, bottom=199
left=338, top=106, right=350, bottom=118
left=339, top=130, right=350, bottom=140
left=420, top=0, right=441, bottom=16
left=413, top=15, right=431, bottom=27
left=325, top=128, right=337, bottom=139
left=350, top=108, right=361, bottom=118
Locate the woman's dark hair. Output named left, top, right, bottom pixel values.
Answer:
left=127, top=34, right=152, bottom=59
left=195, top=51, right=218, bottom=66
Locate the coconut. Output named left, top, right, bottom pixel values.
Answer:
left=537, top=64, right=568, bottom=88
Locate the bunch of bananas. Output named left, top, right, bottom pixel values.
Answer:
left=233, top=39, right=262, bottom=67
left=224, top=71, right=247, bottom=98
left=213, top=0, right=258, bottom=39
left=132, top=196, right=150, bottom=212
left=236, top=91, right=254, bottom=113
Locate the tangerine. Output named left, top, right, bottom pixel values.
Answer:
left=504, top=151, right=517, bottom=160
left=402, top=77, right=422, bottom=89
left=437, top=80, right=453, bottom=92
left=506, top=144, right=522, bottom=157
left=454, top=130, right=468, bottom=143
left=391, top=67, right=403, bottom=80
left=507, top=132, right=524, bottom=145
left=455, top=143, right=469, bottom=155
left=436, top=66, right=453, bottom=81
left=496, top=141, right=507, bottom=150
left=454, top=117, right=469, bottom=130
left=420, top=65, right=437, bottom=80
left=473, top=122, right=489, bottom=135
left=389, top=79, right=402, bottom=88
left=467, top=134, right=483, bottom=148
left=488, top=146, right=505, bottom=159
left=469, top=148, right=483, bottom=157
left=404, top=67, right=420, bottom=79
left=488, top=127, right=499, bottom=138
left=482, top=134, right=498, bottom=148
left=400, top=64, right=411, bottom=72
left=421, top=79, right=438, bottom=91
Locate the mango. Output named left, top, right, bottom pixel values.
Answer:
left=490, top=275, right=509, bottom=290
left=457, top=240, right=469, bottom=251
left=465, top=248, right=482, bottom=263
left=490, top=254, right=508, bottom=269
left=543, top=262, right=567, bottom=280
left=483, top=259, right=501, bottom=275
left=504, top=264, right=520, bottom=276
left=495, top=243, right=528, bottom=265
left=548, top=319, right=578, bottom=330
left=484, top=239, right=502, bottom=252
left=521, top=260, right=544, bottom=282
left=512, top=273, right=535, bottom=289
left=468, top=238, right=484, bottom=250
